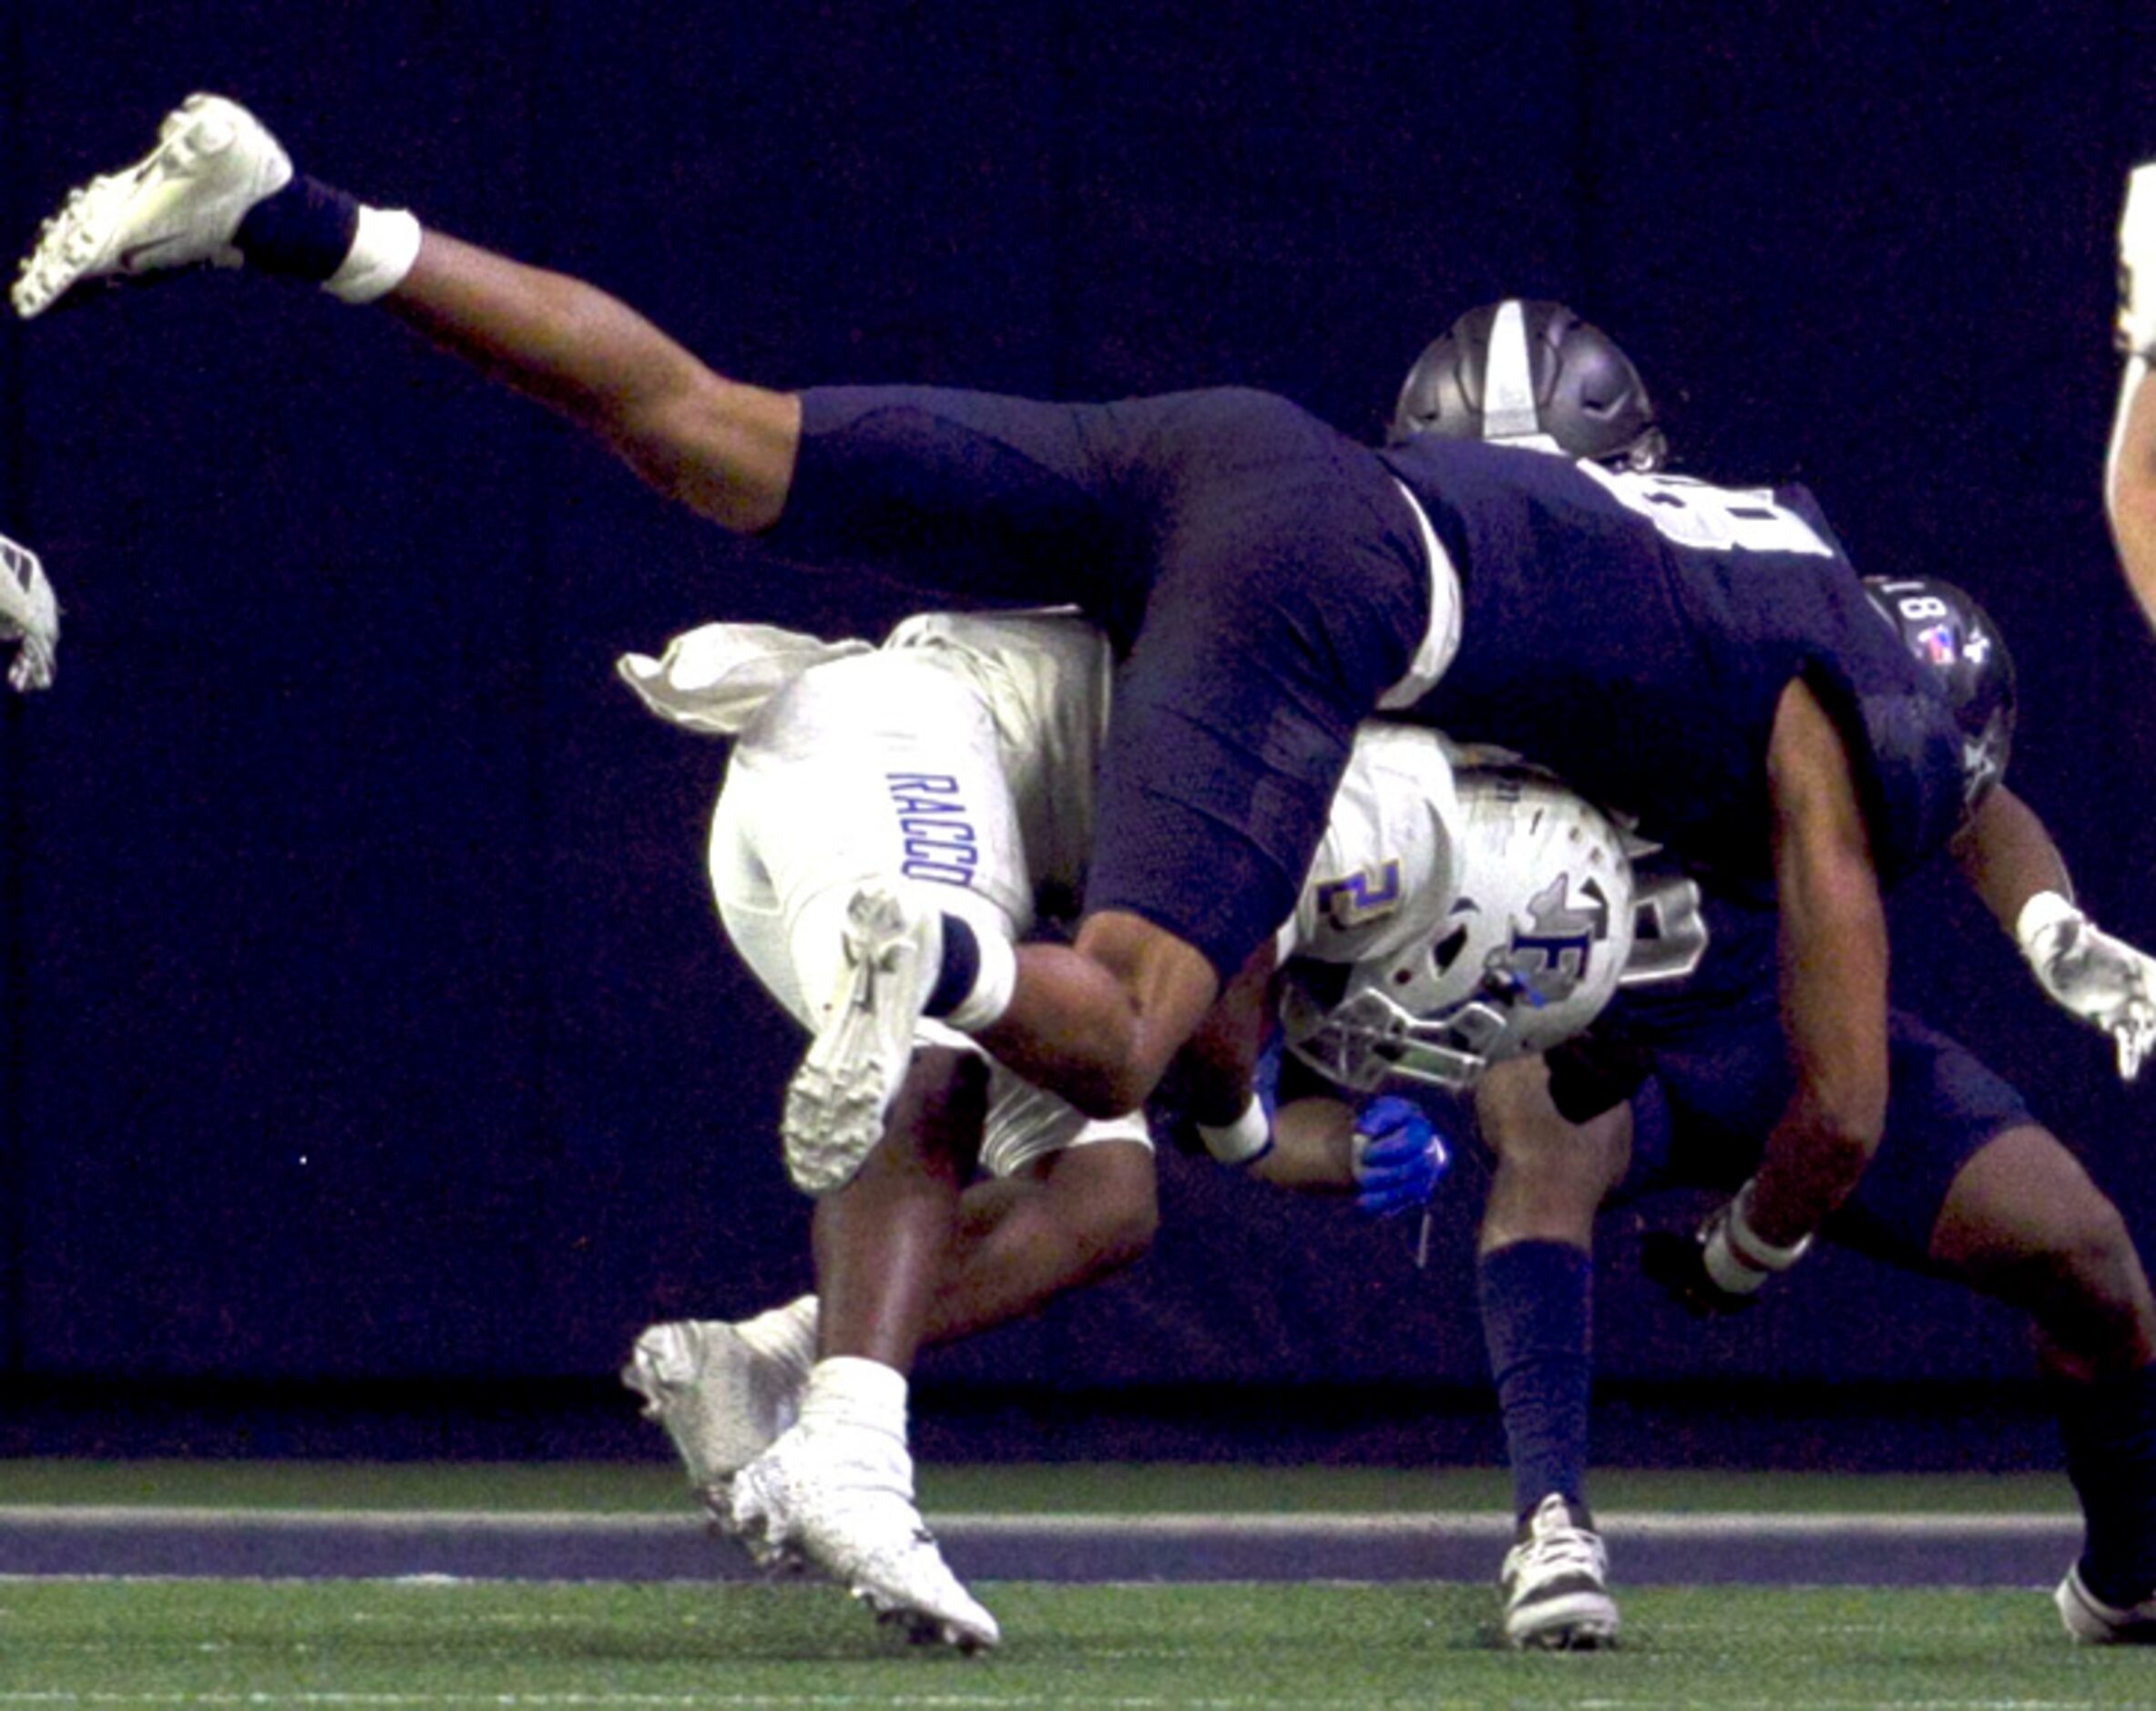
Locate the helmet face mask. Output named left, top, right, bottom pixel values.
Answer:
left=1861, top=575, right=2018, bottom=813
left=1280, top=766, right=1637, bottom=1094
left=1388, top=298, right=1667, bottom=471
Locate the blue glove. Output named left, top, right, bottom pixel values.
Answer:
left=1352, top=1094, right=1450, bottom=1218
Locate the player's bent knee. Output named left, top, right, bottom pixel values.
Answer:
left=1088, top=1183, right=1160, bottom=1272
left=1043, top=1144, right=1160, bottom=1276
left=2045, top=1198, right=2150, bottom=1318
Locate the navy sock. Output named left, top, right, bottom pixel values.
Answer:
left=923, top=912, right=978, bottom=1019
left=1479, top=1239, right=1594, bottom=1524
left=2058, top=1363, right=2156, bottom=1605
left=234, top=176, right=360, bottom=282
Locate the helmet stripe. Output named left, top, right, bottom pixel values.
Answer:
left=1481, top=300, right=1543, bottom=441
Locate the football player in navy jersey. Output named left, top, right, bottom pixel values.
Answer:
left=6, top=104, right=2010, bottom=1315
left=1382, top=308, right=2156, bottom=1649
left=9, top=108, right=1970, bottom=1227
left=1466, top=589, right=2156, bottom=1650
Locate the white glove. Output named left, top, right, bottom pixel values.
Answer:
left=0, top=533, right=58, bottom=692
left=2018, top=891, right=2156, bottom=1081
left=2122, top=164, right=2156, bottom=355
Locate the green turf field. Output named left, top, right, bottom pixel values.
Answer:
left=0, top=1461, right=2120, bottom=1707
left=0, top=1577, right=2147, bottom=1709
left=0, top=1456, right=2082, bottom=1514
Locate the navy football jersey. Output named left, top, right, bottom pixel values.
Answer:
left=1381, top=437, right=1967, bottom=900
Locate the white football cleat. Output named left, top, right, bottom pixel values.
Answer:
left=1498, top=1493, right=1620, bottom=1651
left=730, top=1422, right=999, bottom=1652
left=621, top=1320, right=802, bottom=1530
left=13, top=93, right=292, bottom=320
left=781, top=885, right=942, bottom=1197
left=2057, top=1562, right=2156, bottom=1644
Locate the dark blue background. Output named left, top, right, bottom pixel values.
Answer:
left=2, top=0, right=2153, bottom=1453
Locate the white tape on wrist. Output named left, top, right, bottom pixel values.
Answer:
left=1701, top=1180, right=1813, bottom=1295
left=1700, top=1227, right=1770, bottom=1296
left=1197, top=1095, right=1272, bottom=1166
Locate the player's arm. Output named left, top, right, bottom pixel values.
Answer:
left=2105, top=359, right=2156, bottom=632
left=2110, top=165, right=2156, bottom=632
left=1953, top=782, right=2156, bottom=1080
left=1246, top=1091, right=1450, bottom=1217
left=1250, top=1095, right=1357, bottom=1189
left=1744, top=677, right=1893, bottom=1248
left=1160, top=935, right=1281, bottom=1162
left=1948, top=781, right=2073, bottom=926
left=1644, top=680, right=1889, bottom=1314
left=1162, top=936, right=1450, bottom=1214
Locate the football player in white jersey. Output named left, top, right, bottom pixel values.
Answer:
left=617, top=603, right=1636, bottom=1650
left=618, top=607, right=1129, bottom=1652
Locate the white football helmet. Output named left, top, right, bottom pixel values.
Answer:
left=1280, top=764, right=1636, bottom=1092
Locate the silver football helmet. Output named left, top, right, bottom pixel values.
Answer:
left=1280, top=764, right=1636, bottom=1092
left=1387, top=299, right=1667, bottom=470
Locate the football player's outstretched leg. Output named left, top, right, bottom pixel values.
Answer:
left=14, top=94, right=1273, bottom=1197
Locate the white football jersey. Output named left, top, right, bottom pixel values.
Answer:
left=639, top=608, right=1144, bottom=1178
left=883, top=609, right=1113, bottom=902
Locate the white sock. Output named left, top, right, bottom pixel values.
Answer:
left=945, top=927, right=1017, bottom=1033
left=798, top=1355, right=909, bottom=1443
left=325, top=205, right=423, bottom=303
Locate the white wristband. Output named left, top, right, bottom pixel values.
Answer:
left=2016, top=889, right=2082, bottom=963
left=1197, top=1095, right=1272, bottom=1166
